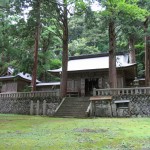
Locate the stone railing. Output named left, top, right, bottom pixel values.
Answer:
left=0, top=90, right=60, bottom=99
left=0, top=90, right=61, bottom=116
left=93, top=87, right=150, bottom=96
left=91, top=87, right=150, bottom=117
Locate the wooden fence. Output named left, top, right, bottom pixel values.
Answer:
left=93, top=87, right=150, bottom=96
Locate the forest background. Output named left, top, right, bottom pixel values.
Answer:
left=0, top=0, right=150, bottom=96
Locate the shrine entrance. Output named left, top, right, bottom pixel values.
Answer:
left=85, top=78, right=99, bottom=96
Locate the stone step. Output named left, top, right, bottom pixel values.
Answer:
left=56, top=113, right=86, bottom=116
left=55, top=112, right=86, bottom=116
left=57, top=105, right=89, bottom=109
left=55, top=97, right=90, bottom=117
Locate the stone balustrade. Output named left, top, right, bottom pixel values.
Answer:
left=0, top=90, right=61, bottom=116
left=93, top=87, right=150, bottom=96
left=92, top=87, right=150, bottom=117
left=0, top=90, right=60, bottom=99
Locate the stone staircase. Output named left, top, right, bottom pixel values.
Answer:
left=54, top=97, right=90, bottom=118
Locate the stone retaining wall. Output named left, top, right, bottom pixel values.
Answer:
left=0, top=96, right=61, bottom=116
left=95, top=95, right=150, bottom=117
left=1, top=93, right=150, bottom=117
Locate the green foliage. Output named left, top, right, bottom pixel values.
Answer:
left=68, top=10, right=109, bottom=54
left=22, top=85, right=31, bottom=92
left=0, top=0, right=149, bottom=82
left=0, top=0, right=63, bottom=81
left=74, top=0, right=87, bottom=13
left=69, top=15, right=85, bottom=41
left=69, top=38, right=99, bottom=56
left=135, top=43, right=145, bottom=77
left=97, top=0, right=149, bottom=78
left=50, top=59, right=61, bottom=70
left=0, top=0, right=9, bottom=8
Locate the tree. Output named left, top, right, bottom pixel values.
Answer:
left=39, top=0, right=69, bottom=97
left=144, top=17, right=150, bottom=86
left=0, top=0, right=14, bottom=75
left=108, top=17, right=117, bottom=88
left=7, top=0, right=62, bottom=83
left=69, top=38, right=99, bottom=56
left=139, top=0, right=150, bottom=86
left=98, top=0, right=148, bottom=88
left=68, top=7, right=106, bottom=55
left=31, top=0, right=41, bottom=91
left=136, top=0, right=150, bottom=85
left=2, top=0, right=150, bottom=94
left=0, top=0, right=9, bottom=9
left=61, top=0, right=68, bottom=98
left=53, top=0, right=88, bottom=97
left=53, top=0, right=69, bottom=98
left=118, top=15, right=144, bottom=65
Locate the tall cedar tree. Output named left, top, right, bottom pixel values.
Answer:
left=144, top=17, right=150, bottom=86
left=32, top=0, right=41, bottom=91
left=109, top=19, right=117, bottom=88
left=60, top=0, right=68, bottom=98
left=129, top=35, right=136, bottom=63
left=54, top=0, right=68, bottom=97
left=98, top=0, right=148, bottom=88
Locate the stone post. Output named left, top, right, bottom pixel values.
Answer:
left=43, top=100, right=46, bottom=116
left=89, top=102, right=93, bottom=116
left=91, top=101, right=96, bottom=116
left=56, top=89, right=60, bottom=96
left=30, top=100, right=34, bottom=115
left=93, top=88, right=96, bottom=96
left=36, top=100, right=40, bottom=115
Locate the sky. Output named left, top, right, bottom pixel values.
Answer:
left=91, top=1, right=102, bottom=11
left=22, top=1, right=103, bottom=21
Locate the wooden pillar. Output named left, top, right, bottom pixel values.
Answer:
left=43, top=100, right=46, bottom=116
left=30, top=100, right=34, bottom=115
left=36, top=100, right=40, bottom=115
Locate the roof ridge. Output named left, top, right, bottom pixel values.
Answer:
left=69, top=51, right=127, bottom=60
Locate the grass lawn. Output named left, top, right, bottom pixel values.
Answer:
left=0, top=114, right=150, bottom=150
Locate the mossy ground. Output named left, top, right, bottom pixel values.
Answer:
left=0, top=114, right=150, bottom=150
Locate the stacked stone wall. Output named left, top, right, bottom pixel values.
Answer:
left=1, top=93, right=150, bottom=117
left=113, top=95, right=150, bottom=117
left=95, top=95, right=150, bottom=117
left=0, top=96, right=61, bottom=116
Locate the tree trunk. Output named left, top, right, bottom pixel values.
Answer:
left=40, top=33, right=51, bottom=81
left=40, top=42, right=46, bottom=81
left=60, top=1, right=68, bottom=98
left=108, top=20, right=117, bottom=88
left=129, top=36, right=136, bottom=63
left=144, top=17, right=150, bottom=86
left=31, top=0, right=41, bottom=91
left=1, top=16, right=5, bottom=64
